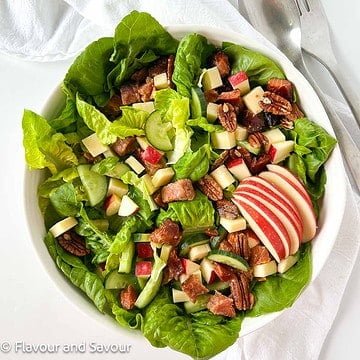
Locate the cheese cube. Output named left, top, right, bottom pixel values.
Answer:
left=211, top=131, right=236, bottom=150
left=154, top=73, right=169, bottom=89
left=125, top=156, right=145, bottom=174
left=82, top=133, right=108, bottom=157
left=202, top=67, right=223, bottom=91
left=243, top=86, right=265, bottom=114
left=220, top=217, right=247, bottom=233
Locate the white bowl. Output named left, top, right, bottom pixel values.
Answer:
left=23, top=25, right=346, bottom=350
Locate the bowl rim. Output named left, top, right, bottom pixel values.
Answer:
left=23, top=24, right=346, bottom=341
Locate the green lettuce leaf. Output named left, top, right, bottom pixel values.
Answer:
left=157, top=192, right=214, bottom=231
left=112, top=303, right=143, bottom=329
left=222, top=42, right=285, bottom=86
left=154, top=88, right=182, bottom=115
left=286, top=118, right=337, bottom=203
left=173, top=144, right=212, bottom=181
left=108, top=11, right=178, bottom=89
left=49, top=183, right=82, bottom=217
left=64, top=37, right=114, bottom=106
left=142, top=288, right=243, bottom=359
left=48, top=94, right=79, bottom=132
left=44, top=232, right=108, bottom=312
left=76, top=95, right=117, bottom=144
left=109, top=107, right=149, bottom=138
left=248, top=243, right=312, bottom=317
left=187, top=117, right=223, bottom=133
left=172, top=33, right=215, bottom=98
left=22, top=109, right=78, bottom=174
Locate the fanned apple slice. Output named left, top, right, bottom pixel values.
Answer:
left=259, top=170, right=317, bottom=241
left=236, top=187, right=300, bottom=254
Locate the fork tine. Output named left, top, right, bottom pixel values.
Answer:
left=294, top=0, right=308, bottom=16
left=305, top=0, right=326, bottom=14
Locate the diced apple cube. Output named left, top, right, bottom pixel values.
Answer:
left=135, top=261, right=152, bottom=278
left=172, top=289, right=190, bottom=303
left=262, top=128, right=286, bottom=151
left=136, top=243, right=153, bottom=259
left=118, top=195, right=139, bottom=216
left=136, top=136, right=150, bottom=150
left=107, top=178, right=128, bottom=197
left=49, top=217, right=78, bottom=238
left=181, top=259, right=201, bottom=275
left=227, top=158, right=251, bottom=181
left=141, top=174, right=158, bottom=195
left=125, top=156, right=145, bottom=174
left=132, top=101, right=155, bottom=113
left=179, top=269, right=202, bottom=284
left=268, top=140, right=295, bottom=164
left=200, top=258, right=217, bottom=284
left=235, top=125, right=248, bottom=141
left=82, top=133, right=109, bottom=157
left=152, top=168, right=175, bottom=188
left=210, top=165, right=235, bottom=189
left=253, top=260, right=277, bottom=277
left=154, top=73, right=169, bottom=89
left=188, top=244, right=211, bottom=262
left=202, top=67, right=223, bottom=91
left=211, top=131, right=236, bottom=150
left=220, top=217, right=247, bottom=233
left=142, top=146, right=163, bottom=164
left=242, top=86, right=265, bottom=114
left=206, top=102, right=219, bottom=123
left=228, top=71, right=250, bottom=95
left=104, top=194, right=121, bottom=216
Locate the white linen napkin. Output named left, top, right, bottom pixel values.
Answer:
left=1, top=1, right=359, bottom=359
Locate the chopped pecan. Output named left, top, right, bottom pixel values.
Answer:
left=150, top=219, right=181, bottom=246
left=248, top=132, right=268, bottom=150
left=280, top=118, right=294, bottom=130
left=267, top=78, right=293, bottom=101
left=218, top=103, right=237, bottom=132
left=229, top=147, right=243, bottom=159
left=227, top=232, right=251, bottom=261
left=120, top=83, right=140, bottom=105
left=100, top=94, right=123, bottom=119
left=213, top=263, right=235, bottom=282
left=250, top=245, right=272, bottom=266
left=217, top=90, right=243, bottom=108
left=198, top=175, right=223, bottom=201
left=212, top=51, right=230, bottom=78
left=259, top=91, right=292, bottom=116
left=207, top=291, right=236, bottom=318
left=219, top=239, right=234, bottom=252
left=143, top=157, right=166, bottom=176
left=138, top=77, right=154, bottom=102
left=149, top=57, right=168, bottom=77
left=216, top=199, right=239, bottom=219
left=57, top=231, right=90, bottom=257
left=181, top=274, right=209, bottom=302
left=243, top=228, right=260, bottom=248
left=230, top=272, right=254, bottom=311
left=120, top=285, right=137, bottom=310
left=83, top=152, right=102, bottom=164
left=241, top=110, right=265, bottom=133
left=161, top=179, right=196, bottom=203
left=153, top=190, right=166, bottom=208
left=211, top=150, right=230, bottom=170
left=285, top=103, right=304, bottom=122
left=204, top=89, right=219, bottom=103
left=163, top=248, right=184, bottom=283
left=236, top=147, right=253, bottom=168
left=131, top=68, right=149, bottom=83
left=111, top=136, right=138, bottom=157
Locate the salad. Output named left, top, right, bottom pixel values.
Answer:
left=22, top=11, right=337, bottom=360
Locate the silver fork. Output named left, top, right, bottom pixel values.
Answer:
left=295, top=0, right=360, bottom=126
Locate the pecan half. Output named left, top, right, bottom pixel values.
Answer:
left=218, top=103, right=237, bottom=132
left=248, top=132, right=268, bottom=150
left=198, top=175, right=223, bottom=201
left=230, top=272, right=254, bottom=311
left=211, top=150, right=230, bottom=170
left=259, top=91, right=292, bottom=116
left=216, top=199, right=239, bottom=219
left=250, top=245, right=272, bottom=266
left=207, top=291, right=235, bottom=318
left=285, top=103, right=304, bottom=122
left=181, top=274, right=209, bottom=302
left=150, top=219, right=182, bottom=246
left=212, top=51, right=231, bottom=78
left=58, top=231, right=90, bottom=257
left=227, top=232, right=251, bottom=261
left=267, top=78, right=293, bottom=101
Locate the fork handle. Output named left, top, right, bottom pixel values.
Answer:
left=311, top=54, right=360, bottom=128
left=295, top=60, right=360, bottom=195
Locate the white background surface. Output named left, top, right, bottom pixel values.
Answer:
left=1, top=1, right=359, bottom=359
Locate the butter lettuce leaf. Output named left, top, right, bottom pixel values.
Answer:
left=222, top=42, right=285, bottom=86
left=143, top=287, right=243, bottom=359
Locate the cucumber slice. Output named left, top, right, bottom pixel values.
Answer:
left=179, top=233, right=209, bottom=256
left=137, top=277, right=148, bottom=290
left=207, top=281, right=230, bottom=291
left=118, top=241, right=135, bottom=273
left=77, top=164, right=108, bottom=206
left=237, top=140, right=261, bottom=155
left=190, top=87, right=207, bottom=118
left=210, top=226, right=227, bottom=249
left=91, top=162, right=130, bottom=179
left=145, top=111, right=174, bottom=151
left=105, top=271, right=138, bottom=290
left=207, top=250, right=249, bottom=271
left=133, top=233, right=151, bottom=243
left=184, top=294, right=211, bottom=314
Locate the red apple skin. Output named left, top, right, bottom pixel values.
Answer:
left=268, top=145, right=276, bottom=161
left=136, top=243, right=153, bottom=259
left=236, top=192, right=291, bottom=257
left=181, top=259, right=198, bottom=275
left=141, top=146, right=163, bottom=164
left=103, top=194, right=121, bottom=216
left=228, top=71, right=248, bottom=88
left=236, top=183, right=303, bottom=239
left=135, top=261, right=152, bottom=277
left=226, top=157, right=244, bottom=168
left=207, top=271, right=218, bottom=284
left=233, top=197, right=286, bottom=261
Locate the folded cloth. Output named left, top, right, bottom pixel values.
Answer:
left=1, top=1, right=359, bottom=359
